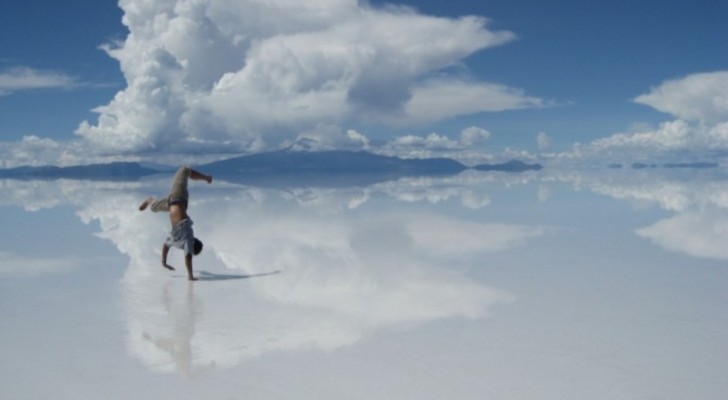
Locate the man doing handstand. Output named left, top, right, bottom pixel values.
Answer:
left=139, top=166, right=213, bottom=281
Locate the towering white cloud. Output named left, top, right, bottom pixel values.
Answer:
left=75, top=0, right=540, bottom=154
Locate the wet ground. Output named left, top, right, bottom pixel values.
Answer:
left=1, top=169, right=726, bottom=399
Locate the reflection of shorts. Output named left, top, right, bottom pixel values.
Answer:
left=150, top=166, right=191, bottom=212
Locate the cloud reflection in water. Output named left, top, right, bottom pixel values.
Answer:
left=5, top=166, right=726, bottom=379
left=637, top=208, right=728, bottom=260
left=87, top=182, right=530, bottom=375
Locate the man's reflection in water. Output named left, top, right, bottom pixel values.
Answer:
left=120, top=187, right=519, bottom=375
left=142, top=282, right=215, bottom=378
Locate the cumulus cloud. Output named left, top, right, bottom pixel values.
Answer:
left=589, top=119, right=728, bottom=154
left=552, top=71, right=728, bottom=162
left=390, top=133, right=462, bottom=151
left=460, top=126, right=492, bottom=146
left=284, top=125, right=371, bottom=152
left=0, top=67, right=78, bottom=96
left=74, top=0, right=541, bottom=155
left=378, top=126, right=492, bottom=159
left=536, top=131, right=551, bottom=150
left=0, top=135, right=151, bottom=168
left=0, top=136, right=66, bottom=168
left=634, top=71, right=728, bottom=123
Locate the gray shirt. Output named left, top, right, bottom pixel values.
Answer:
left=166, top=218, right=195, bottom=256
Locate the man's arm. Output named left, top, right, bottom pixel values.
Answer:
left=185, top=253, right=197, bottom=281
left=189, top=168, right=213, bottom=184
left=162, top=243, right=175, bottom=271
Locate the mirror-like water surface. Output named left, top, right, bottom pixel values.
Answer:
left=1, top=170, right=726, bottom=399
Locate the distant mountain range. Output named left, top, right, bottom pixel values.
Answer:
left=0, top=150, right=543, bottom=185
left=0, top=162, right=160, bottom=181
left=473, top=159, right=543, bottom=172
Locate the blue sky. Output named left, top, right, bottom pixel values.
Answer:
left=1, top=0, right=727, bottom=166
left=375, top=0, right=728, bottom=140
left=0, top=0, right=125, bottom=141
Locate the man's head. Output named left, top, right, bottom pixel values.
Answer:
left=193, top=238, right=203, bottom=255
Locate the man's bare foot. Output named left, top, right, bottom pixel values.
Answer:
left=138, top=197, right=154, bottom=211
left=162, top=263, right=175, bottom=271
left=188, top=276, right=198, bottom=281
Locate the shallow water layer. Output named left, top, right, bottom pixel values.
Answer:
left=1, top=169, right=727, bottom=399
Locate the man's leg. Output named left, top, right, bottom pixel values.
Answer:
left=140, top=166, right=195, bottom=212
left=168, top=166, right=191, bottom=202
left=139, top=197, right=154, bottom=211
left=139, top=197, right=170, bottom=212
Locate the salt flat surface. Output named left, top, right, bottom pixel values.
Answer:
left=1, top=170, right=727, bottom=399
